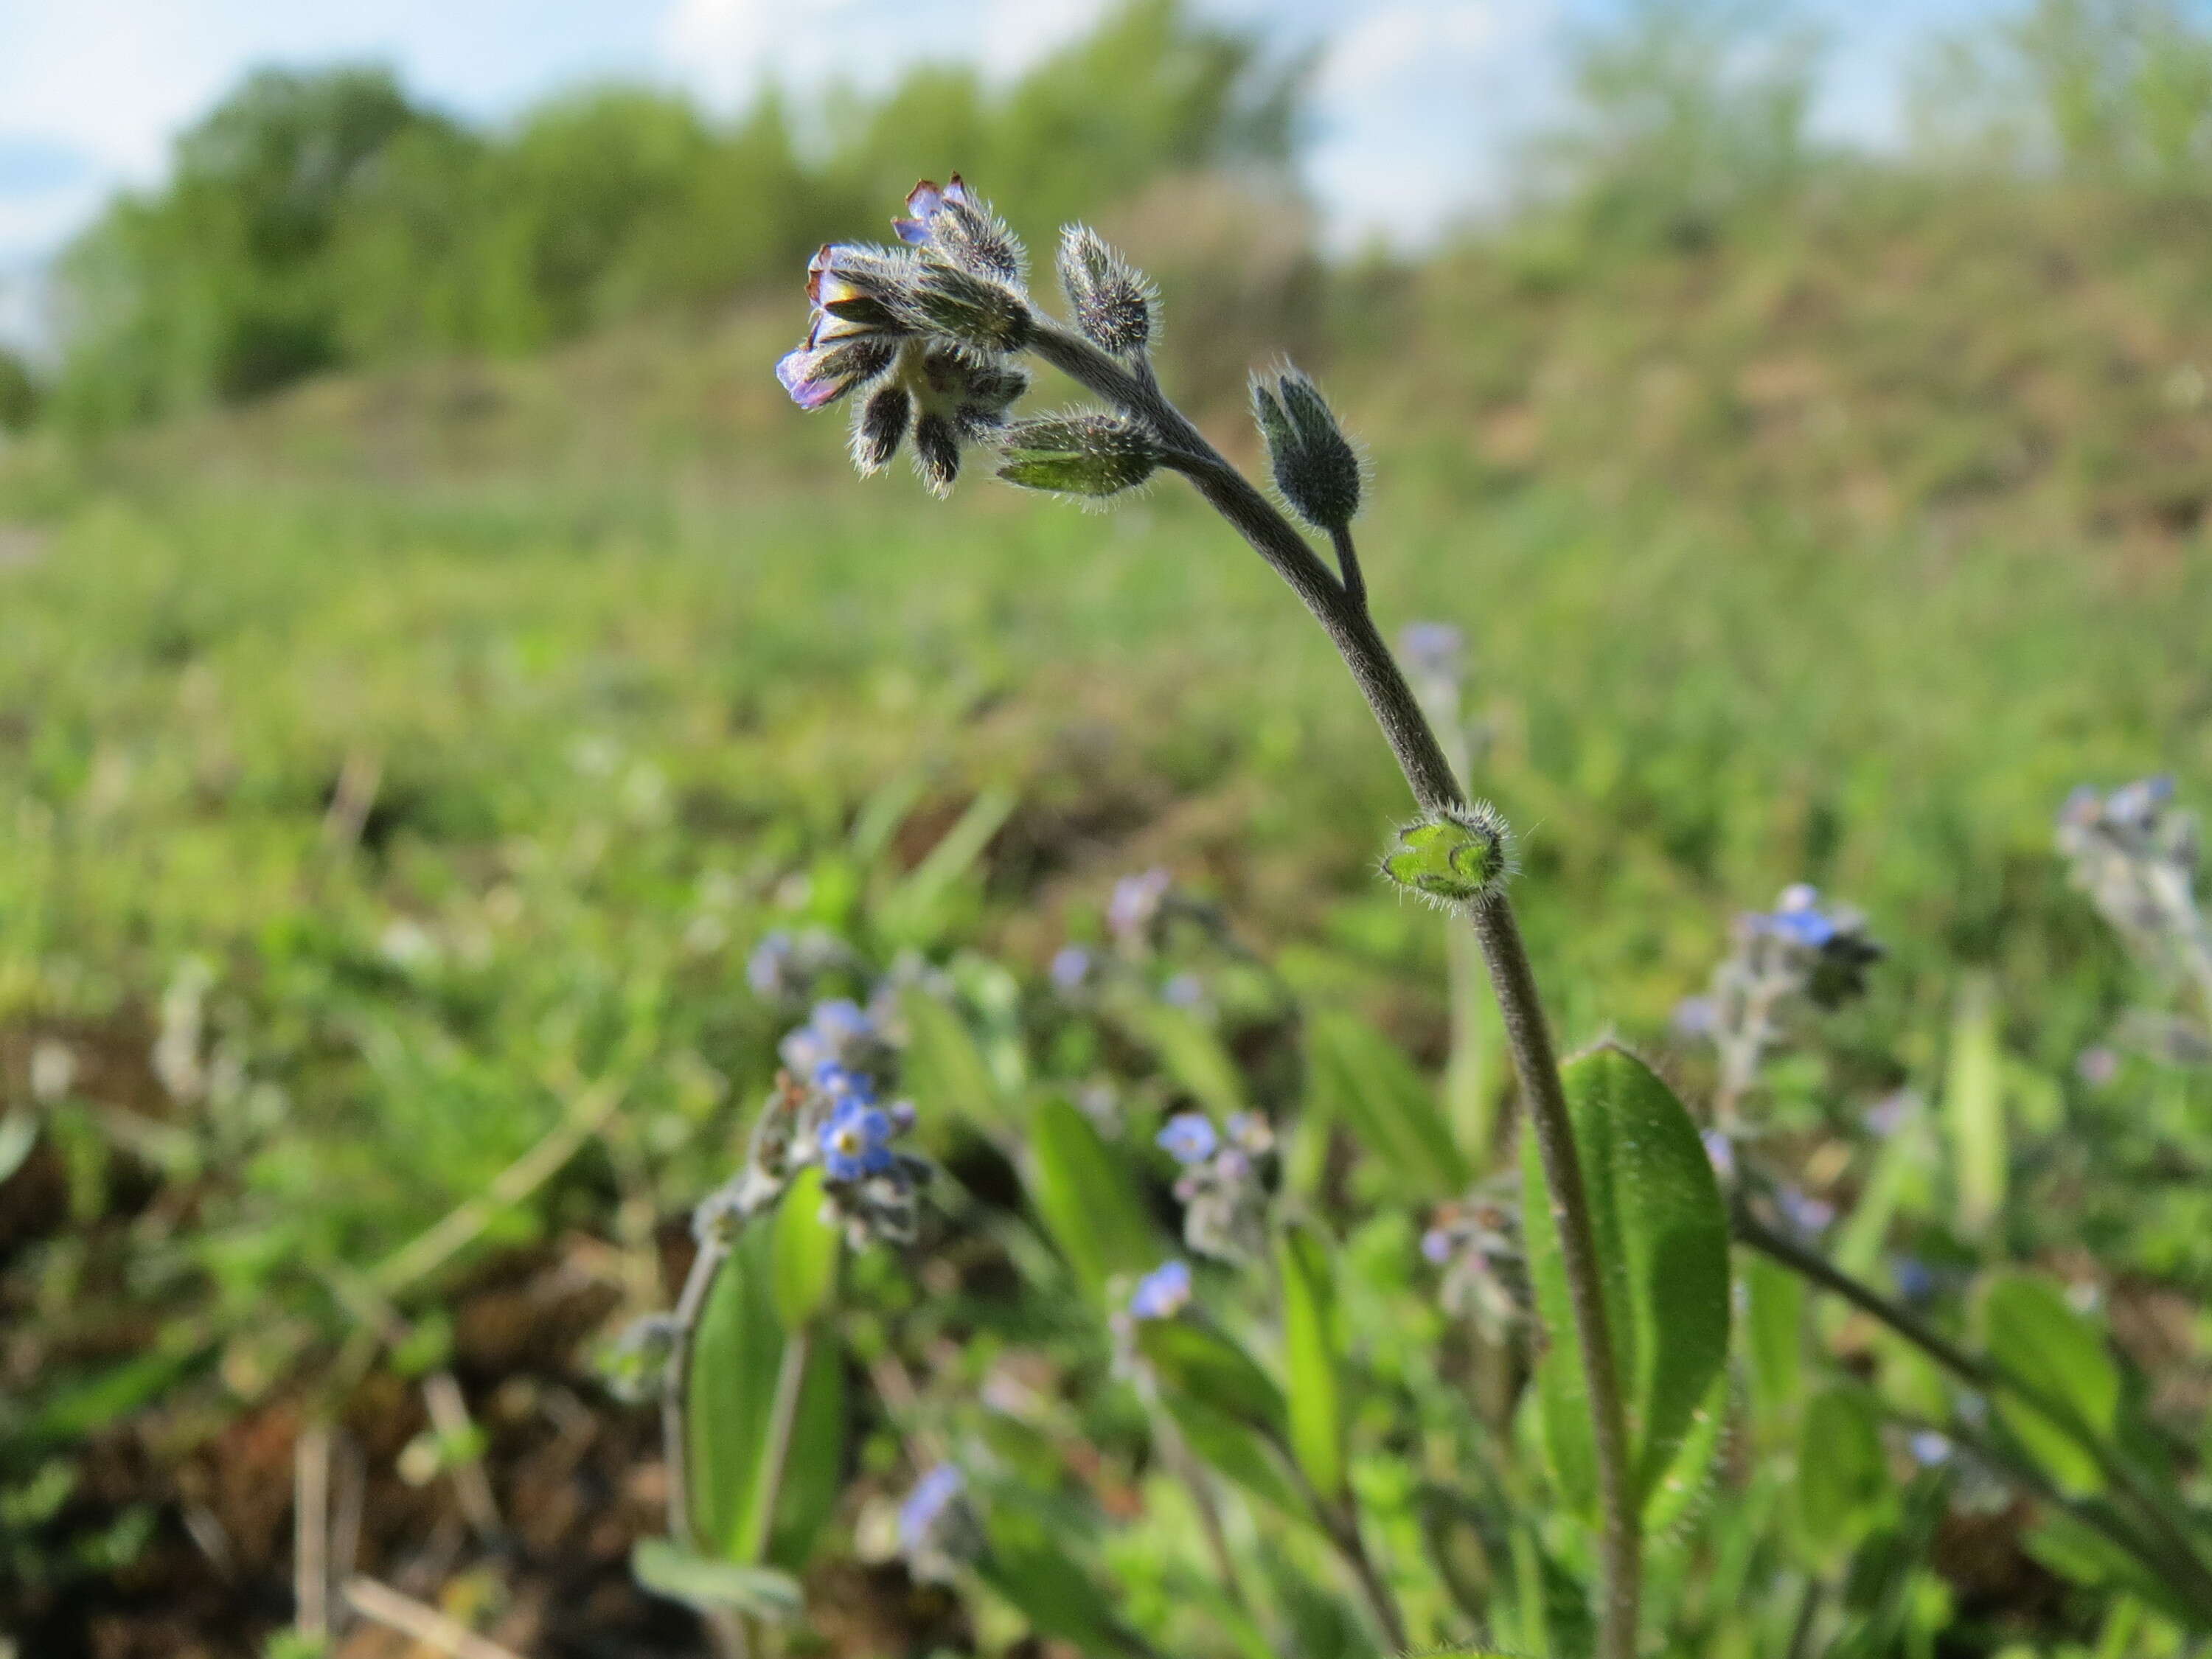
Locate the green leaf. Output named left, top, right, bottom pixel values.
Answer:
left=1307, top=1009, right=1468, bottom=1199
left=974, top=1493, right=1146, bottom=1658
left=1161, top=1393, right=1307, bottom=1519
left=1983, top=1273, right=2120, bottom=1497
left=631, top=1540, right=804, bottom=1621
left=1136, top=1318, right=1287, bottom=1437
left=1276, top=1222, right=1346, bottom=1503
left=686, top=1228, right=848, bottom=1566
left=1520, top=1043, right=1732, bottom=1516
left=1644, top=1371, right=1727, bottom=1535
left=770, top=1166, right=841, bottom=1332
left=901, top=987, right=1012, bottom=1141
left=1944, top=976, right=2007, bottom=1238
left=1124, top=1002, right=1248, bottom=1117
left=1793, top=1385, right=1891, bottom=1566
left=1744, top=1250, right=1806, bottom=1435
left=1025, top=1096, right=1160, bottom=1303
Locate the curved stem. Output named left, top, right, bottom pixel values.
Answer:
left=1734, top=1206, right=2212, bottom=1617
left=1031, top=317, right=1641, bottom=1659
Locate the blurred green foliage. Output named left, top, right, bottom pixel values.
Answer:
left=44, top=0, right=1301, bottom=431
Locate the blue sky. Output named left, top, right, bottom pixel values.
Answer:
left=0, top=0, right=2000, bottom=333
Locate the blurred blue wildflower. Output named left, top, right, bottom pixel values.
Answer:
left=896, top=1461, right=979, bottom=1584
left=1399, top=622, right=1466, bottom=684
left=1128, top=1259, right=1193, bottom=1322
left=1891, top=1256, right=1938, bottom=1303
left=1157, top=1112, right=1217, bottom=1165
left=1107, top=867, right=1173, bottom=950
left=1223, top=1111, right=1273, bottom=1154
left=782, top=998, right=886, bottom=1074
left=1050, top=945, right=1094, bottom=992
left=1908, top=1430, right=1954, bottom=1467
left=1161, top=972, right=1206, bottom=1009
left=1700, top=1129, right=1737, bottom=1185
left=898, top=1463, right=965, bottom=1551
left=1420, top=1227, right=1455, bottom=1266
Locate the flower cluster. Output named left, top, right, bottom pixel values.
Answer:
left=775, top=177, right=1034, bottom=496
left=2059, top=776, right=2211, bottom=1006
left=1125, top=1258, right=1194, bottom=1322
left=1421, top=1186, right=1525, bottom=1335
left=1680, top=883, right=1882, bottom=1127
left=897, top=1462, right=982, bottom=1585
left=747, top=926, right=862, bottom=1005
left=698, top=998, right=926, bottom=1248
left=1156, top=1110, right=1273, bottom=1260
left=1107, top=866, right=1175, bottom=953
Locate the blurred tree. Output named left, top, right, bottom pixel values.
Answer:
left=1910, top=0, right=2212, bottom=186
left=46, top=0, right=1307, bottom=428
left=1535, top=0, right=1824, bottom=248
left=0, top=345, right=38, bottom=433
left=52, top=66, right=444, bottom=427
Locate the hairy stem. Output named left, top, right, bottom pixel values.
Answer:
left=1032, top=317, right=1641, bottom=1659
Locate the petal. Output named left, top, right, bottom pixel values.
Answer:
left=776, top=346, right=849, bottom=411
left=891, top=218, right=932, bottom=246
left=945, top=174, right=969, bottom=205
left=904, top=180, right=945, bottom=219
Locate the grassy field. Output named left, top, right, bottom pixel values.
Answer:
left=5, top=175, right=2212, bottom=1656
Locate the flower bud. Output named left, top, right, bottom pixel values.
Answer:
left=1057, top=225, right=1157, bottom=358
left=1381, top=805, right=1511, bottom=908
left=899, top=265, right=1033, bottom=356
left=1251, top=367, right=1362, bottom=532
left=995, top=409, right=1159, bottom=501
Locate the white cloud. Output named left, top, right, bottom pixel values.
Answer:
left=1308, top=0, right=1561, bottom=247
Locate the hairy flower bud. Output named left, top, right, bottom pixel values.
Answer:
left=1057, top=225, right=1157, bottom=358
left=1381, top=804, right=1512, bottom=908
left=996, top=408, right=1160, bottom=501
left=1251, top=367, right=1362, bottom=532
left=900, top=264, right=1034, bottom=356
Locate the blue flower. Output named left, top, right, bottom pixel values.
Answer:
left=891, top=175, right=1024, bottom=287
left=1399, top=622, right=1465, bottom=682
left=1107, top=868, right=1172, bottom=945
left=1156, top=1113, right=1217, bottom=1165
left=1127, top=1259, right=1193, bottom=1322
left=1421, top=1227, right=1455, bottom=1266
left=819, top=1099, right=897, bottom=1181
left=813, top=1061, right=875, bottom=1103
left=897, top=1463, right=966, bottom=1554
left=1761, top=884, right=1838, bottom=947
left=1161, top=973, right=1205, bottom=1009
left=1908, top=1430, right=1953, bottom=1467
left=1050, top=945, right=1093, bottom=992
left=748, top=931, right=796, bottom=998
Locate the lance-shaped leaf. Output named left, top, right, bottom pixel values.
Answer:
left=1277, top=1222, right=1346, bottom=1503
left=770, top=1166, right=841, bottom=1331
left=1983, top=1273, right=2121, bottom=1496
left=1307, top=1009, right=1468, bottom=1199
left=974, top=1491, right=1154, bottom=1659
left=632, top=1540, right=804, bottom=1622
left=686, top=1225, right=849, bottom=1567
left=997, top=409, right=1159, bottom=498
left=900, top=987, right=1012, bottom=1141
left=1520, top=1044, right=1731, bottom=1516
left=1162, top=1393, right=1307, bottom=1520
left=1792, top=1385, right=1891, bottom=1568
left=1026, top=1095, right=1160, bottom=1304
left=1136, top=1316, right=1288, bottom=1438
